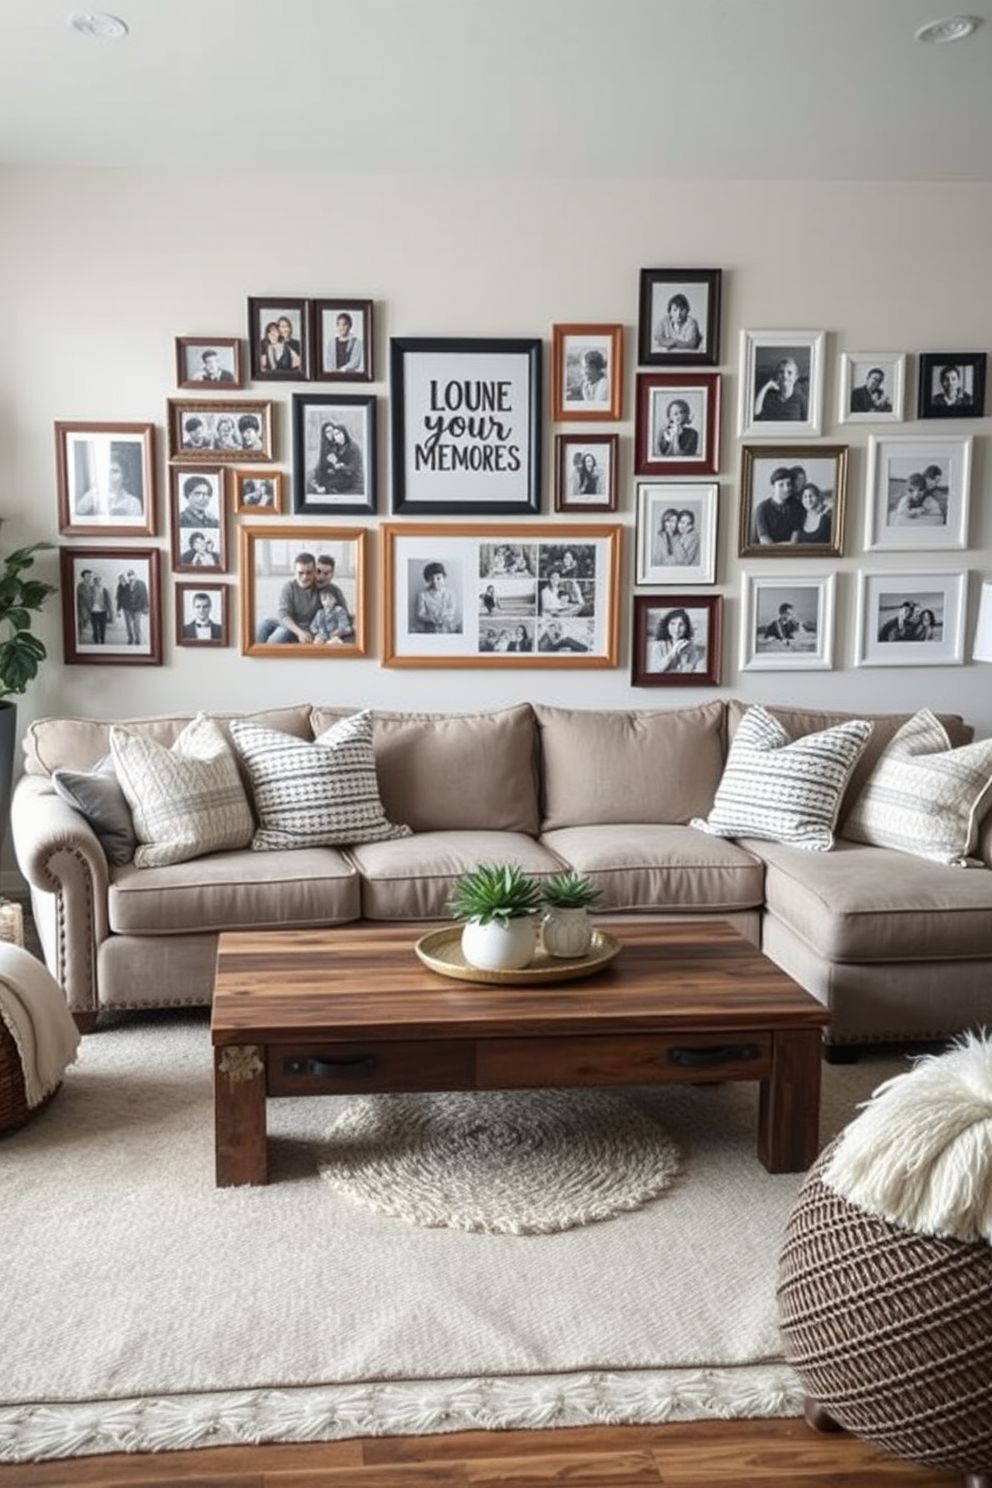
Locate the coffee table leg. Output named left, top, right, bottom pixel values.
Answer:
left=757, top=1028, right=822, bottom=1173
left=214, top=1044, right=267, bottom=1187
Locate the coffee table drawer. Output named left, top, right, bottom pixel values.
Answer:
left=268, top=1040, right=474, bottom=1095
left=477, top=1032, right=772, bottom=1087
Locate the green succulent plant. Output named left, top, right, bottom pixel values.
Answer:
left=447, top=862, right=543, bottom=927
left=541, top=870, right=601, bottom=909
left=0, top=543, right=57, bottom=702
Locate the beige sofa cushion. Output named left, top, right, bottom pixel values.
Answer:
left=535, top=702, right=727, bottom=831
left=539, top=824, right=764, bottom=913
left=309, top=704, right=540, bottom=834
left=348, top=830, right=562, bottom=920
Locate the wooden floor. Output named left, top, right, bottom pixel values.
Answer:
left=0, top=1420, right=964, bottom=1486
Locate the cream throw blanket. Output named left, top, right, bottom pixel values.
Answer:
left=0, top=943, right=79, bottom=1107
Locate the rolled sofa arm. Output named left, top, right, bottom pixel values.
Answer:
left=10, top=776, right=110, bottom=1020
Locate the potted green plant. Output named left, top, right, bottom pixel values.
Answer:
left=447, top=861, right=543, bottom=971
left=541, top=870, right=601, bottom=958
left=0, top=542, right=57, bottom=831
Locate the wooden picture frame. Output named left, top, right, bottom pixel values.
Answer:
left=60, top=546, right=161, bottom=665
left=738, top=329, right=825, bottom=438
left=239, top=526, right=367, bottom=657
left=637, top=268, right=722, bottom=367
left=740, top=572, right=836, bottom=672
left=917, top=352, right=987, bottom=418
left=311, top=298, right=373, bottom=382
left=855, top=569, right=966, bottom=667
left=554, top=433, right=619, bottom=512
left=380, top=521, right=620, bottom=667
left=292, top=392, right=377, bottom=515
left=169, top=467, right=227, bottom=573
left=738, top=445, right=847, bottom=557
left=247, top=297, right=310, bottom=381
left=389, top=337, right=542, bottom=514
left=864, top=434, right=971, bottom=552
left=55, top=421, right=155, bottom=537
left=174, top=336, right=243, bottom=391
left=552, top=323, right=623, bottom=421
left=634, top=372, right=720, bottom=477
left=635, top=482, right=718, bottom=585
left=167, top=399, right=273, bottom=463
left=232, top=470, right=283, bottom=514
left=838, top=352, right=905, bottom=424
left=631, top=594, right=722, bottom=687
left=175, top=583, right=229, bottom=648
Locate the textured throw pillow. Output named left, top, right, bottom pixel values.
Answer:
left=691, top=705, right=872, bottom=853
left=110, top=713, right=254, bottom=869
left=843, top=709, right=992, bottom=866
left=229, top=710, right=411, bottom=851
left=51, top=755, right=137, bottom=865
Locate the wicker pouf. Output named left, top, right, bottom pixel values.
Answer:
left=0, top=904, right=78, bottom=1138
left=778, top=1139, right=992, bottom=1481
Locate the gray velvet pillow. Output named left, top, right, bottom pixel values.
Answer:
left=51, top=756, right=137, bottom=865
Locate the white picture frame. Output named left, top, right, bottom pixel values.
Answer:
left=740, top=572, right=835, bottom=671
left=854, top=569, right=966, bottom=667
left=635, top=482, right=718, bottom=585
left=738, top=329, right=825, bottom=438
left=838, top=352, right=906, bottom=424
left=864, top=435, right=972, bottom=552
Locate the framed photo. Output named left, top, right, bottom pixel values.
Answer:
left=855, top=570, right=966, bottom=667
left=740, top=573, right=836, bottom=672
left=631, top=594, right=722, bottom=687
left=247, top=297, right=310, bottom=381
left=291, top=393, right=376, bottom=515
left=389, top=337, right=541, bottom=514
left=55, top=421, right=155, bottom=537
left=311, top=299, right=373, bottom=382
left=554, top=433, right=618, bottom=512
left=174, top=336, right=243, bottom=391
left=380, top=521, right=620, bottom=668
left=60, top=547, right=161, bottom=665
left=552, top=324, right=623, bottom=421
left=634, top=372, right=720, bottom=477
left=864, top=435, right=972, bottom=552
left=232, top=470, right=283, bottom=514
left=239, top=526, right=367, bottom=657
left=738, top=330, right=825, bottom=438
left=635, top=481, right=718, bottom=585
left=917, top=352, right=986, bottom=418
left=170, top=467, right=227, bottom=573
left=738, top=445, right=847, bottom=558
left=167, top=399, right=273, bottom=463
left=175, top=583, right=229, bottom=648
left=838, top=352, right=905, bottom=424
left=637, top=268, right=722, bottom=367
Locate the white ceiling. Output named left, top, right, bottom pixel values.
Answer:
left=1, top=0, right=991, bottom=181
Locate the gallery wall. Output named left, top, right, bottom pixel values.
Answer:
left=2, top=166, right=991, bottom=748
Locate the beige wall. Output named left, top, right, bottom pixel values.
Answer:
left=2, top=167, right=990, bottom=740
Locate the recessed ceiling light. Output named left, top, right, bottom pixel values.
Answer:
left=915, top=15, right=981, bottom=43
left=65, top=12, right=129, bottom=40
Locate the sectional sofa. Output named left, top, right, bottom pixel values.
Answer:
left=10, top=699, right=992, bottom=1055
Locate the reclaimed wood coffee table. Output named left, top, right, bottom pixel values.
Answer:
left=211, top=920, right=830, bottom=1187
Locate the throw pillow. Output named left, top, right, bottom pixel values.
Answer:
left=109, top=713, right=254, bottom=869
left=51, top=755, right=137, bottom=865
left=842, top=708, right=992, bottom=866
left=690, top=705, right=872, bottom=853
left=229, top=710, right=412, bottom=851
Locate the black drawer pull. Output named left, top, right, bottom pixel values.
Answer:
left=668, top=1044, right=759, bottom=1068
left=283, top=1055, right=378, bottom=1079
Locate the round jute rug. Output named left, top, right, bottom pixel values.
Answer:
left=319, top=1088, right=680, bottom=1234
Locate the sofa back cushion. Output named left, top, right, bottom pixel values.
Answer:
left=308, top=704, right=540, bottom=834
left=535, top=701, right=727, bottom=831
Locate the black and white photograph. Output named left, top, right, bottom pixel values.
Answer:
left=233, top=471, right=282, bottom=514
left=55, top=421, right=155, bottom=537
left=855, top=569, right=966, bottom=667
left=247, top=297, right=310, bottom=381
left=167, top=399, right=273, bottom=463
left=738, top=329, right=825, bottom=437
left=175, top=584, right=229, bottom=648
left=291, top=393, right=376, bottom=515
left=838, top=353, right=905, bottom=424
left=239, top=526, right=367, bottom=657
left=60, top=547, right=161, bottom=666
left=170, top=467, right=227, bottom=574
left=312, top=298, right=373, bottom=381
left=637, top=268, right=722, bottom=367
left=917, top=352, right=986, bottom=418
left=740, top=573, right=835, bottom=672
left=175, top=337, right=243, bottom=390
left=635, top=373, right=720, bottom=477
left=631, top=594, right=722, bottom=687
left=554, top=433, right=618, bottom=512
left=635, top=481, right=718, bottom=585
left=552, top=324, right=623, bottom=421
left=864, top=434, right=971, bottom=552
left=738, top=445, right=847, bottom=558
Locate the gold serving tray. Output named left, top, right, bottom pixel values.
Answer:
left=414, top=926, right=622, bottom=986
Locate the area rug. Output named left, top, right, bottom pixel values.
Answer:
left=0, top=1010, right=911, bottom=1464
left=320, top=1088, right=681, bottom=1233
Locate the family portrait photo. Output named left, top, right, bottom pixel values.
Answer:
left=248, top=297, right=310, bottom=381
left=55, top=421, right=155, bottom=538
left=864, top=435, right=971, bottom=551
left=239, top=527, right=366, bottom=657
left=856, top=570, right=966, bottom=667
left=170, top=467, right=227, bottom=573
left=738, top=446, right=847, bottom=558
left=740, top=574, right=835, bottom=672
left=637, top=268, right=721, bottom=367
left=167, top=400, right=273, bottom=462
left=631, top=594, right=722, bottom=687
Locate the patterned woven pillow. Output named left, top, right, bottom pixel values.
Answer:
left=691, top=705, right=872, bottom=852
left=229, top=710, right=411, bottom=851
left=110, top=714, right=254, bottom=869
left=843, top=709, right=992, bottom=866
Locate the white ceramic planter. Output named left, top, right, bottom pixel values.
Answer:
left=461, top=916, right=537, bottom=972
left=541, top=906, right=593, bottom=959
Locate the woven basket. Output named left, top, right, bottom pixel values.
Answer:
left=0, top=900, right=58, bottom=1138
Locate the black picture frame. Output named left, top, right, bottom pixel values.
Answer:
left=291, top=393, right=377, bottom=516
left=637, top=268, right=722, bottom=367
left=917, top=352, right=987, bottom=418
left=311, top=298, right=374, bottom=382
left=247, top=297, right=311, bottom=381
left=389, top=337, right=542, bottom=515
